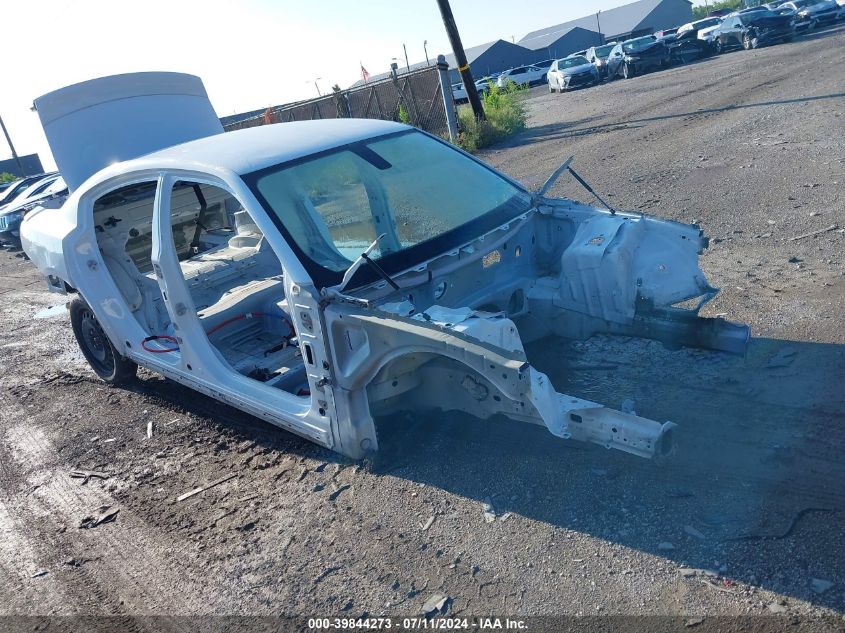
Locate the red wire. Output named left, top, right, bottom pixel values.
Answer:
left=141, top=335, right=180, bottom=353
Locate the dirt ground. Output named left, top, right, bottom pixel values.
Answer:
left=1, top=23, right=844, bottom=630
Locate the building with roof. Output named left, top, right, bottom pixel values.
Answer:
left=0, top=154, right=44, bottom=178
left=350, top=39, right=540, bottom=88
left=520, top=0, right=693, bottom=46
left=520, top=26, right=604, bottom=60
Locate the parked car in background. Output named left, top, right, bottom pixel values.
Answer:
left=606, top=35, right=671, bottom=79
left=0, top=176, right=68, bottom=246
left=0, top=174, right=61, bottom=212
left=532, top=59, right=557, bottom=72
left=777, top=0, right=840, bottom=28
left=663, top=29, right=713, bottom=62
left=714, top=9, right=793, bottom=52
left=770, top=4, right=811, bottom=30
left=546, top=55, right=600, bottom=92
left=0, top=174, right=51, bottom=207
left=451, top=78, right=491, bottom=103
left=584, top=44, right=617, bottom=78
left=496, top=65, right=546, bottom=88
left=655, top=27, right=679, bottom=37
left=677, top=16, right=724, bottom=46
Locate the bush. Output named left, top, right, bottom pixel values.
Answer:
left=456, top=79, right=527, bottom=152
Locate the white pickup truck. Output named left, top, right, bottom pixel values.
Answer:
left=22, top=72, right=748, bottom=461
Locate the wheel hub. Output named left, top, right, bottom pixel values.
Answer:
left=81, top=311, right=109, bottom=364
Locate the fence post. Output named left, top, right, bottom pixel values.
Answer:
left=436, top=55, right=458, bottom=142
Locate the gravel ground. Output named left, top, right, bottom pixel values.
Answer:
left=0, top=23, right=843, bottom=631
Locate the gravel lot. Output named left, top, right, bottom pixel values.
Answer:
left=1, top=23, right=843, bottom=630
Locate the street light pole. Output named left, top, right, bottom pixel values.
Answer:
left=436, top=0, right=485, bottom=120
left=424, top=40, right=430, bottom=66
left=0, top=114, right=25, bottom=177
left=403, top=43, right=411, bottom=73
left=596, top=11, right=604, bottom=44
left=311, top=78, right=323, bottom=97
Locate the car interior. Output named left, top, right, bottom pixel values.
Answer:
left=92, top=180, right=308, bottom=394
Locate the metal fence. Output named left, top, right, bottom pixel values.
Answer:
left=224, top=65, right=454, bottom=138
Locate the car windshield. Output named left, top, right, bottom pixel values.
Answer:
left=791, top=0, right=814, bottom=6
left=560, top=56, right=590, bottom=69
left=594, top=45, right=615, bottom=57
left=247, top=130, right=533, bottom=287
left=694, top=18, right=722, bottom=28
left=622, top=36, right=657, bottom=52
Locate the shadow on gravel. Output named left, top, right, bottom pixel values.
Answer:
left=374, top=335, right=845, bottom=612
left=514, top=90, right=845, bottom=146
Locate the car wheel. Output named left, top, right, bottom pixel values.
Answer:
left=742, top=32, right=758, bottom=50
left=70, top=298, right=138, bottom=385
left=715, top=38, right=724, bottom=54
left=622, top=62, right=634, bottom=79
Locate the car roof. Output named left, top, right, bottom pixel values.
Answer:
left=114, top=118, right=410, bottom=178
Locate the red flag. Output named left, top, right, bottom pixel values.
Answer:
left=361, top=64, right=370, bottom=84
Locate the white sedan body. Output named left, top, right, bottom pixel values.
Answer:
left=22, top=75, right=749, bottom=463
left=546, top=57, right=600, bottom=92
left=496, top=65, right=545, bottom=88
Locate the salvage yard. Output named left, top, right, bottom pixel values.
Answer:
left=1, top=22, right=844, bottom=627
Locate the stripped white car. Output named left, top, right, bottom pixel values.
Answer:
left=23, top=73, right=749, bottom=461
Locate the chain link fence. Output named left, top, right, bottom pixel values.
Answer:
left=224, top=66, right=453, bottom=138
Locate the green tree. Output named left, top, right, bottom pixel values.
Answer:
left=0, top=172, right=17, bottom=184
left=692, top=0, right=743, bottom=19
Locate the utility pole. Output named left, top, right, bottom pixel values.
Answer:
left=436, top=0, right=485, bottom=120
left=403, top=43, right=411, bottom=73
left=0, top=114, right=25, bottom=177
left=596, top=11, right=604, bottom=45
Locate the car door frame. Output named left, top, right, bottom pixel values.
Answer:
left=149, top=167, right=339, bottom=451
left=608, top=45, right=624, bottom=77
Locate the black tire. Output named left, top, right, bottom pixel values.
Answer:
left=715, top=38, right=724, bottom=54
left=622, top=62, right=634, bottom=79
left=69, top=298, right=137, bottom=385
left=743, top=31, right=758, bottom=50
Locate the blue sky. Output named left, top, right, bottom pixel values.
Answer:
left=0, top=0, right=706, bottom=169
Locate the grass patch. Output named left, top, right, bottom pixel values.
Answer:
left=456, top=80, right=528, bottom=152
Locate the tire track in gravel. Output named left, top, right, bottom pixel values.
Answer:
left=0, top=391, right=220, bottom=624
